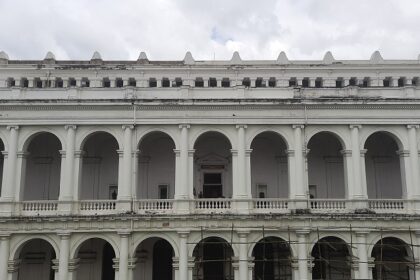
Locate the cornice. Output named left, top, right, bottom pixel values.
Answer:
left=1, top=101, right=420, bottom=111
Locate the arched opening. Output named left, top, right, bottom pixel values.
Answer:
left=311, top=237, right=351, bottom=280
left=0, top=139, right=4, bottom=194
left=80, top=132, right=119, bottom=200
left=133, top=238, right=175, bottom=280
left=253, top=237, right=292, bottom=280
left=365, top=132, right=403, bottom=199
left=74, top=238, right=116, bottom=280
left=23, top=133, right=62, bottom=200
left=250, top=132, right=288, bottom=199
left=193, top=132, right=232, bottom=199
left=307, top=132, right=346, bottom=199
left=137, top=132, right=176, bottom=199
left=372, top=237, right=414, bottom=280
left=193, top=237, right=234, bottom=280
left=16, top=239, right=56, bottom=280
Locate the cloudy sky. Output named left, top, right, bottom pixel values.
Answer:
left=0, top=0, right=419, bottom=60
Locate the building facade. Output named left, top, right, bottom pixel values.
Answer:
left=0, top=50, right=419, bottom=279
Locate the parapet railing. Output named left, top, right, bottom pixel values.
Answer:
left=6, top=198, right=418, bottom=216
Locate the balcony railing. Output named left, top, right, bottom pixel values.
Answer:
left=252, top=199, right=289, bottom=213
left=79, top=200, right=116, bottom=215
left=310, top=199, right=347, bottom=211
left=19, top=201, right=58, bottom=216
left=194, top=199, right=232, bottom=213
left=2, top=198, right=418, bottom=217
left=136, top=199, right=174, bottom=214
left=368, top=199, right=406, bottom=212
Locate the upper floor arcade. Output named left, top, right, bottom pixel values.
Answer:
left=0, top=122, right=420, bottom=216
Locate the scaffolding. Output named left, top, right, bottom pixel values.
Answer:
left=187, top=224, right=419, bottom=280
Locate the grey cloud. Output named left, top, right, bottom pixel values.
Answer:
left=0, top=0, right=419, bottom=60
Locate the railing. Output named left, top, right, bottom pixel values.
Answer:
left=368, top=199, right=406, bottom=212
left=20, top=201, right=58, bottom=216
left=253, top=199, right=289, bottom=213
left=136, top=199, right=174, bottom=213
left=79, top=200, right=116, bottom=214
left=1, top=198, right=417, bottom=217
left=194, top=199, right=232, bottom=212
left=310, top=199, right=347, bottom=211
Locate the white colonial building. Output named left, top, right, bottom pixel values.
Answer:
left=0, top=49, right=419, bottom=280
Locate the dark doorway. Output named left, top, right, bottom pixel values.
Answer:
left=194, top=237, right=233, bottom=280
left=101, top=243, right=115, bottom=280
left=153, top=240, right=173, bottom=280
left=253, top=237, right=292, bottom=280
left=203, top=173, right=223, bottom=198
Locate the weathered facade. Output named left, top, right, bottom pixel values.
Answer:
left=0, top=50, right=420, bottom=279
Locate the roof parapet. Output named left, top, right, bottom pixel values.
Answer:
left=230, top=51, right=242, bottom=65
left=0, top=51, right=9, bottom=64
left=276, top=51, right=289, bottom=64
left=370, top=50, right=384, bottom=64
left=183, top=51, right=195, bottom=65
left=323, top=51, right=335, bottom=64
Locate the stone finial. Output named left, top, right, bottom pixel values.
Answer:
left=276, top=51, right=289, bottom=64
left=370, top=50, right=384, bottom=64
left=230, top=51, right=243, bottom=64
left=91, top=51, right=102, bottom=61
left=0, top=51, right=9, bottom=64
left=183, top=51, right=195, bottom=65
left=323, top=51, right=335, bottom=64
left=138, top=51, right=148, bottom=61
left=44, top=51, right=55, bottom=60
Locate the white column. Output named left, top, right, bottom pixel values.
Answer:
left=356, top=231, right=369, bottom=280
left=1, top=126, right=19, bottom=201
left=293, top=125, right=307, bottom=203
left=0, top=234, right=10, bottom=280
left=350, top=125, right=366, bottom=199
left=120, top=125, right=134, bottom=200
left=58, top=232, right=70, bottom=280
left=118, top=231, right=130, bottom=280
left=297, top=229, right=309, bottom=280
left=59, top=125, right=76, bottom=201
left=360, top=150, right=368, bottom=199
left=407, top=125, right=420, bottom=199
left=398, top=150, right=412, bottom=199
left=178, top=231, right=189, bottom=280
left=238, top=230, right=249, bottom=280
left=233, top=125, right=248, bottom=199
left=175, top=125, right=190, bottom=199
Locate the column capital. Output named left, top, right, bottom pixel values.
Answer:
left=6, top=125, right=19, bottom=131
left=230, top=149, right=238, bottom=156
left=355, top=230, right=370, bottom=236
left=173, top=149, right=181, bottom=156
left=397, top=150, right=410, bottom=157
left=179, top=124, right=191, bottom=129
left=349, top=124, right=362, bottom=129
left=407, top=124, right=420, bottom=129
left=296, top=228, right=310, bottom=235
left=245, top=149, right=253, bottom=156
left=178, top=230, right=190, bottom=238
left=122, top=124, right=134, bottom=130
left=118, top=230, right=131, bottom=237
left=360, top=149, right=367, bottom=156
left=237, top=230, right=250, bottom=237
left=292, top=124, right=304, bottom=129
left=64, top=124, right=77, bottom=130
left=17, top=151, right=29, bottom=158
left=285, top=149, right=295, bottom=156
left=236, top=124, right=247, bottom=129
left=188, top=149, right=195, bottom=156
left=57, top=231, right=71, bottom=239
left=0, top=233, right=11, bottom=240
left=340, top=149, right=352, bottom=157
left=74, top=150, right=85, bottom=158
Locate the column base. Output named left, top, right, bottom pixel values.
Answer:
left=57, top=201, right=73, bottom=215
left=174, top=200, right=191, bottom=215
left=349, top=199, right=369, bottom=211
left=232, top=199, right=251, bottom=215
left=0, top=201, right=14, bottom=217
left=117, top=200, right=132, bottom=213
left=289, top=199, right=309, bottom=212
